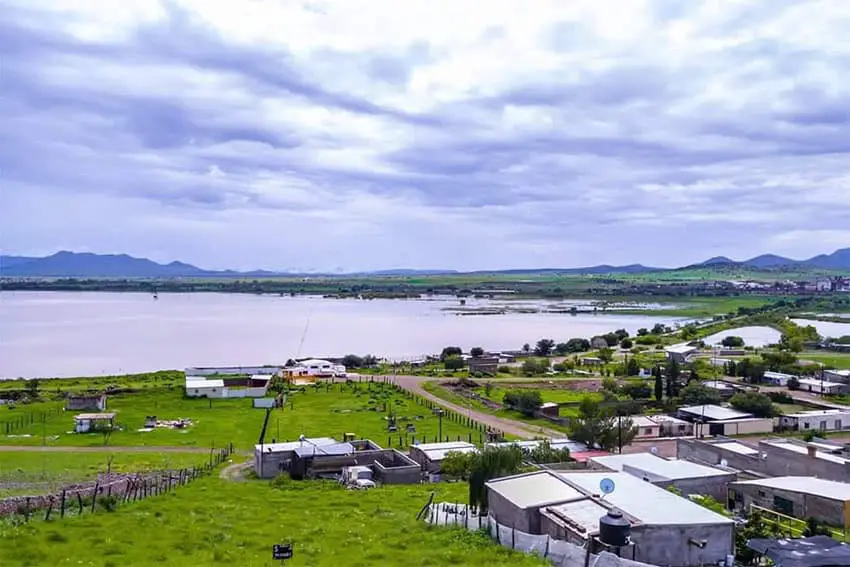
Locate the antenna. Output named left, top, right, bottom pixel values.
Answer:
left=296, top=307, right=313, bottom=359
left=650, top=446, right=658, bottom=456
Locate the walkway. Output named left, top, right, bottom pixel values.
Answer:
left=391, top=375, right=563, bottom=439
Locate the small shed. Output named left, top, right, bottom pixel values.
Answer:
left=66, top=394, right=107, bottom=412
left=468, top=356, right=499, bottom=374
left=74, top=412, right=116, bottom=433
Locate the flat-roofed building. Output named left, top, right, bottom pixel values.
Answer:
left=649, top=415, right=694, bottom=437
left=779, top=409, right=850, bottom=432
left=409, top=441, right=477, bottom=473
left=665, top=343, right=699, bottom=363
left=630, top=416, right=661, bottom=439
left=729, top=476, right=850, bottom=528
left=797, top=378, right=848, bottom=395
left=825, top=369, right=850, bottom=384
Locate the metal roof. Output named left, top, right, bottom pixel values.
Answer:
left=798, top=378, right=845, bottom=388
left=589, top=453, right=730, bottom=480
left=255, top=437, right=339, bottom=453
left=733, top=476, right=850, bottom=501
left=679, top=404, right=753, bottom=421
left=559, top=472, right=733, bottom=526
left=665, top=343, right=699, bottom=354
left=74, top=412, right=116, bottom=420
left=785, top=409, right=850, bottom=418
left=293, top=442, right=355, bottom=458
left=630, top=416, right=661, bottom=428
left=747, top=536, right=850, bottom=567
left=486, top=471, right=585, bottom=509
left=648, top=415, right=690, bottom=425
left=762, top=439, right=850, bottom=464
left=185, top=378, right=225, bottom=388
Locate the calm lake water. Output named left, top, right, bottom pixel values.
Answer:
left=0, top=292, right=682, bottom=379
left=703, top=326, right=782, bottom=348
left=792, top=319, right=850, bottom=339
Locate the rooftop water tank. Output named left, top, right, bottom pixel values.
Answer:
left=599, top=509, right=630, bottom=548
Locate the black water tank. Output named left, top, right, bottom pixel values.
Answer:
left=599, top=509, right=630, bottom=547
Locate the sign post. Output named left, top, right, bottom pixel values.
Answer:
left=273, top=543, right=293, bottom=564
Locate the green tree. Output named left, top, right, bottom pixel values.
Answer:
left=527, top=439, right=572, bottom=464
left=534, top=338, right=555, bottom=356
left=444, top=356, right=465, bottom=371
left=665, top=359, right=681, bottom=397
left=502, top=389, right=543, bottom=417
left=440, top=450, right=475, bottom=479
left=522, top=343, right=531, bottom=353
left=470, top=347, right=484, bottom=358
left=654, top=368, right=664, bottom=401
left=730, top=392, right=776, bottom=418
left=468, top=446, right=526, bottom=513
left=637, top=328, right=649, bottom=336
left=521, top=358, right=550, bottom=376
left=601, top=376, right=619, bottom=394
left=598, top=347, right=614, bottom=364
left=620, top=338, right=633, bottom=349
left=563, top=338, right=591, bottom=353
left=621, top=381, right=652, bottom=400
left=680, top=381, right=722, bottom=406
left=568, top=397, right=636, bottom=452
left=440, top=346, right=462, bottom=361
left=787, top=376, right=800, bottom=390
left=721, top=336, right=745, bottom=348
left=625, top=357, right=640, bottom=376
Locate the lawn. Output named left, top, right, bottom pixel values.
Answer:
left=1, top=382, right=484, bottom=450
left=0, top=476, right=547, bottom=567
left=798, top=352, right=850, bottom=369
left=0, top=451, right=204, bottom=497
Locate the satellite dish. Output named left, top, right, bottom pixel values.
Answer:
left=650, top=446, right=659, bottom=456
left=599, top=478, right=616, bottom=495
left=760, top=452, right=768, bottom=460
left=720, top=459, right=728, bottom=467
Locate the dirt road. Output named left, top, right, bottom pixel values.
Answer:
left=392, top=375, right=563, bottom=439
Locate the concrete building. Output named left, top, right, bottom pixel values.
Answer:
left=648, top=415, right=694, bottom=437
left=468, top=356, right=499, bottom=374
left=678, top=437, right=850, bottom=483
left=676, top=405, right=774, bottom=436
left=409, top=441, right=477, bottom=473
left=763, top=371, right=795, bottom=387
left=797, top=378, right=848, bottom=395
left=184, top=377, right=226, bottom=398
left=630, top=416, right=661, bottom=439
left=701, top=381, right=740, bottom=399
left=779, top=409, right=850, bottom=432
left=825, top=370, right=850, bottom=384
left=729, top=477, right=850, bottom=528
left=65, top=394, right=107, bottom=411
left=486, top=470, right=734, bottom=567
left=587, top=452, right=737, bottom=500
left=665, top=343, right=699, bottom=364
left=184, top=374, right=271, bottom=398
left=73, top=412, right=116, bottom=433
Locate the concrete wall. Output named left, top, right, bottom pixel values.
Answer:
left=677, top=439, right=761, bottom=472
left=635, top=472, right=737, bottom=501
left=66, top=396, right=106, bottom=411
left=634, top=523, right=734, bottom=567
left=729, top=483, right=846, bottom=526
left=717, top=419, right=775, bottom=436
left=185, top=387, right=225, bottom=398
left=187, top=366, right=281, bottom=376
left=487, top=490, right=538, bottom=533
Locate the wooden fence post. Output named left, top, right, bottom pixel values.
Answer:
left=77, top=492, right=84, bottom=514
left=91, top=483, right=99, bottom=512
left=60, top=490, right=66, bottom=518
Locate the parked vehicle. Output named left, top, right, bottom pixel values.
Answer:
left=339, top=466, right=376, bottom=489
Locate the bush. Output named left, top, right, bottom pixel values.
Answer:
left=502, top=390, right=543, bottom=417
left=444, top=356, right=465, bottom=371
left=721, top=336, right=745, bottom=348
left=730, top=392, right=777, bottom=418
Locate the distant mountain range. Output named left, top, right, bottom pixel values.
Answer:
left=1, top=248, right=849, bottom=278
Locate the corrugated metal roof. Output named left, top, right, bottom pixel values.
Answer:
left=559, top=472, right=733, bottom=526
left=255, top=437, right=339, bottom=453
left=486, top=472, right=584, bottom=509
left=589, top=453, right=730, bottom=480
left=679, top=405, right=752, bottom=421
left=666, top=343, right=698, bottom=354
left=293, top=442, right=354, bottom=457
left=630, top=416, right=661, bottom=428
left=732, top=477, right=850, bottom=501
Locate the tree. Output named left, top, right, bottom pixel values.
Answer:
left=721, top=336, right=745, bottom=348
left=563, top=338, right=591, bottom=353
left=787, top=376, right=800, bottom=390
left=534, top=338, right=555, bottom=357
left=680, top=382, right=722, bottom=406
left=621, top=381, right=652, bottom=400
left=654, top=368, right=664, bottom=401
left=440, top=346, right=462, bottom=361
left=341, top=354, right=364, bottom=368
left=680, top=324, right=698, bottom=340
left=502, top=389, right=543, bottom=417
left=444, top=356, right=465, bottom=371
left=625, top=357, right=640, bottom=376
left=470, top=347, right=485, bottom=358
left=468, top=446, right=525, bottom=513
left=803, top=517, right=832, bottom=537
left=665, top=359, right=681, bottom=398
left=527, top=439, right=572, bottom=464
left=637, top=328, right=649, bottom=336
left=25, top=379, right=39, bottom=397
left=522, top=343, right=531, bottom=353
left=601, top=376, right=619, bottom=394
left=620, top=338, right=633, bottom=349
left=730, top=392, right=776, bottom=418
left=362, top=355, right=378, bottom=367
left=598, top=347, right=614, bottom=364
left=602, top=333, right=620, bottom=347
left=441, top=450, right=476, bottom=479
left=521, top=358, right=550, bottom=376
left=568, top=397, right=637, bottom=452
left=614, top=329, right=629, bottom=341
left=651, top=323, right=667, bottom=335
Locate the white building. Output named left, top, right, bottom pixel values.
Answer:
left=797, top=378, right=848, bottom=395
left=825, top=369, right=850, bottom=384
left=185, top=377, right=226, bottom=398
left=779, top=409, right=850, bottom=432
left=665, top=343, right=699, bottom=363
left=763, top=371, right=795, bottom=387
left=288, top=359, right=347, bottom=377
left=409, top=441, right=477, bottom=473
left=485, top=438, right=588, bottom=454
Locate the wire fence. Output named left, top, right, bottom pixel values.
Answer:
left=0, top=444, right=234, bottom=523
left=426, top=502, right=654, bottom=567
left=1, top=406, right=63, bottom=435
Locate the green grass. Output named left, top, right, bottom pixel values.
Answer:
left=0, top=476, right=547, bottom=567
left=0, top=371, right=184, bottom=394
left=0, top=451, right=204, bottom=497
left=1, top=383, right=483, bottom=450
left=797, top=352, right=850, bottom=369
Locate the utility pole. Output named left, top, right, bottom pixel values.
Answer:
left=438, top=410, right=443, bottom=442
left=617, top=411, right=622, bottom=454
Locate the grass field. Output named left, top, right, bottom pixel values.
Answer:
left=798, top=352, right=850, bottom=369
left=0, top=476, right=546, bottom=567
left=1, top=382, right=484, bottom=450
left=0, top=451, right=205, bottom=497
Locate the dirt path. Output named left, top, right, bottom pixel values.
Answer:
left=219, top=459, right=252, bottom=482
left=0, top=445, right=213, bottom=453
left=392, top=375, right=563, bottom=439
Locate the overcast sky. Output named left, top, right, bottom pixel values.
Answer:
left=2, top=1, right=849, bottom=272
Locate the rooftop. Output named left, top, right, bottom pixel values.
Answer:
left=630, top=416, right=661, bottom=428
left=413, top=440, right=477, bottom=461
left=559, top=472, right=733, bottom=526
left=589, top=453, right=730, bottom=480
left=761, top=439, right=850, bottom=465
left=486, top=471, right=585, bottom=509
left=732, top=476, right=850, bottom=501
left=786, top=409, right=850, bottom=418
left=648, top=414, right=690, bottom=425
left=703, top=381, right=736, bottom=391
left=678, top=404, right=753, bottom=421
left=185, top=378, right=225, bottom=388
left=74, top=412, right=116, bottom=420
left=764, top=371, right=795, bottom=379
left=486, top=439, right=588, bottom=453
left=255, top=437, right=339, bottom=453
left=828, top=370, right=850, bottom=377
left=293, top=442, right=355, bottom=457
left=798, top=378, right=845, bottom=387
left=748, top=536, right=850, bottom=567
left=546, top=498, right=610, bottom=535
left=712, top=441, right=760, bottom=456
left=666, top=343, right=699, bottom=355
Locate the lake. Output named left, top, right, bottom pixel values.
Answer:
left=792, top=319, right=850, bottom=339
left=0, top=292, right=682, bottom=379
left=703, top=326, right=782, bottom=348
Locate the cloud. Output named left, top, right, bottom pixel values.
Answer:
left=2, top=0, right=850, bottom=271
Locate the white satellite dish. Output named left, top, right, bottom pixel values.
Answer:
left=760, top=452, right=768, bottom=460
left=650, top=446, right=659, bottom=456
left=720, top=459, right=728, bottom=467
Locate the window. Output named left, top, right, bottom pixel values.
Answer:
left=836, top=420, right=842, bottom=430
left=804, top=423, right=810, bottom=429
left=773, top=495, right=794, bottom=516
left=644, top=428, right=654, bottom=435
left=758, top=490, right=766, bottom=498
left=820, top=421, right=827, bottom=430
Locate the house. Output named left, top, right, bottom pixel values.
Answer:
left=779, top=409, right=850, bottom=432
left=581, top=357, right=602, bottom=366
left=468, top=356, right=499, bottom=374
left=729, top=476, right=850, bottom=528
left=408, top=441, right=477, bottom=474
left=825, top=369, right=850, bottom=384
left=185, top=377, right=226, bottom=398
left=65, top=394, right=107, bottom=412
left=763, top=371, right=795, bottom=387
left=74, top=412, right=116, bottom=433
left=486, top=470, right=734, bottom=567
left=254, top=437, right=339, bottom=478
left=648, top=415, right=694, bottom=437
left=630, top=416, right=661, bottom=439
left=676, top=405, right=774, bottom=436
left=286, top=359, right=347, bottom=378
left=796, top=378, right=848, bottom=395
left=665, top=343, right=698, bottom=364
left=701, top=380, right=740, bottom=399
left=587, top=452, right=737, bottom=500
